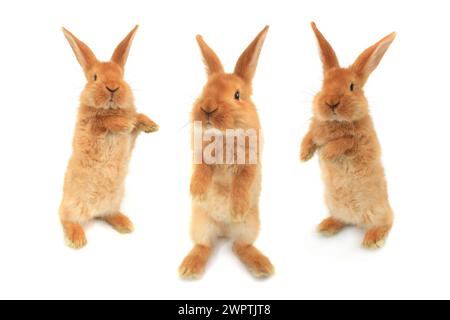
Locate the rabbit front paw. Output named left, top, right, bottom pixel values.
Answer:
left=300, top=134, right=316, bottom=162
left=320, top=143, right=343, bottom=160
left=321, top=137, right=354, bottom=160
left=136, top=114, right=159, bottom=133
left=190, top=180, right=208, bottom=201
left=231, top=195, right=250, bottom=222
left=104, top=116, right=134, bottom=134
left=300, top=146, right=315, bottom=162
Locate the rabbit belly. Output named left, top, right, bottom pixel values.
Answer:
left=320, top=158, right=392, bottom=228
left=60, top=134, right=134, bottom=223
left=202, top=169, right=234, bottom=223
left=190, top=166, right=262, bottom=246
left=194, top=166, right=261, bottom=225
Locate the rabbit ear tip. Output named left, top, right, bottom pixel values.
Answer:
left=311, top=22, right=320, bottom=32
left=62, top=27, right=71, bottom=37
left=384, top=32, right=397, bottom=43
left=260, top=26, right=269, bottom=35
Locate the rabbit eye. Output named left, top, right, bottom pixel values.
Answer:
left=234, top=90, right=240, bottom=101
left=93, top=74, right=98, bottom=81
left=350, top=83, right=355, bottom=91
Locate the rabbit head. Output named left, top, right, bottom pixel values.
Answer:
left=311, top=22, right=396, bottom=122
left=191, top=26, right=269, bottom=131
left=62, top=26, right=139, bottom=110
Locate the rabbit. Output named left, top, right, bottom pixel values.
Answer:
left=179, top=26, right=274, bottom=279
left=300, top=22, right=396, bottom=249
left=59, top=26, right=159, bottom=249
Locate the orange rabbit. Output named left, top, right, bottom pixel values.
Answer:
left=301, top=22, right=396, bottom=249
left=59, top=26, right=158, bottom=249
left=179, top=26, right=274, bottom=279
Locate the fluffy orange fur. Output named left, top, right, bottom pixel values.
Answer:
left=179, top=26, right=274, bottom=279
left=301, top=22, right=396, bottom=249
left=59, top=26, right=158, bottom=249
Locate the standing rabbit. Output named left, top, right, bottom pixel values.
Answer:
left=300, top=22, right=396, bottom=249
left=60, top=26, right=158, bottom=249
left=179, top=26, right=274, bottom=278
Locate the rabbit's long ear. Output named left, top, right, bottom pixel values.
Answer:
left=196, top=35, right=224, bottom=76
left=111, top=25, right=139, bottom=69
left=351, top=32, right=396, bottom=84
left=311, top=22, right=340, bottom=72
left=62, top=27, right=98, bottom=74
left=234, top=26, right=269, bottom=83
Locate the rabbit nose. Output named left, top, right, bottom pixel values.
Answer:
left=106, top=86, right=119, bottom=93
left=326, top=101, right=340, bottom=111
left=201, top=107, right=218, bottom=116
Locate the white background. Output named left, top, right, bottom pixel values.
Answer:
left=0, top=0, right=449, bottom=300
